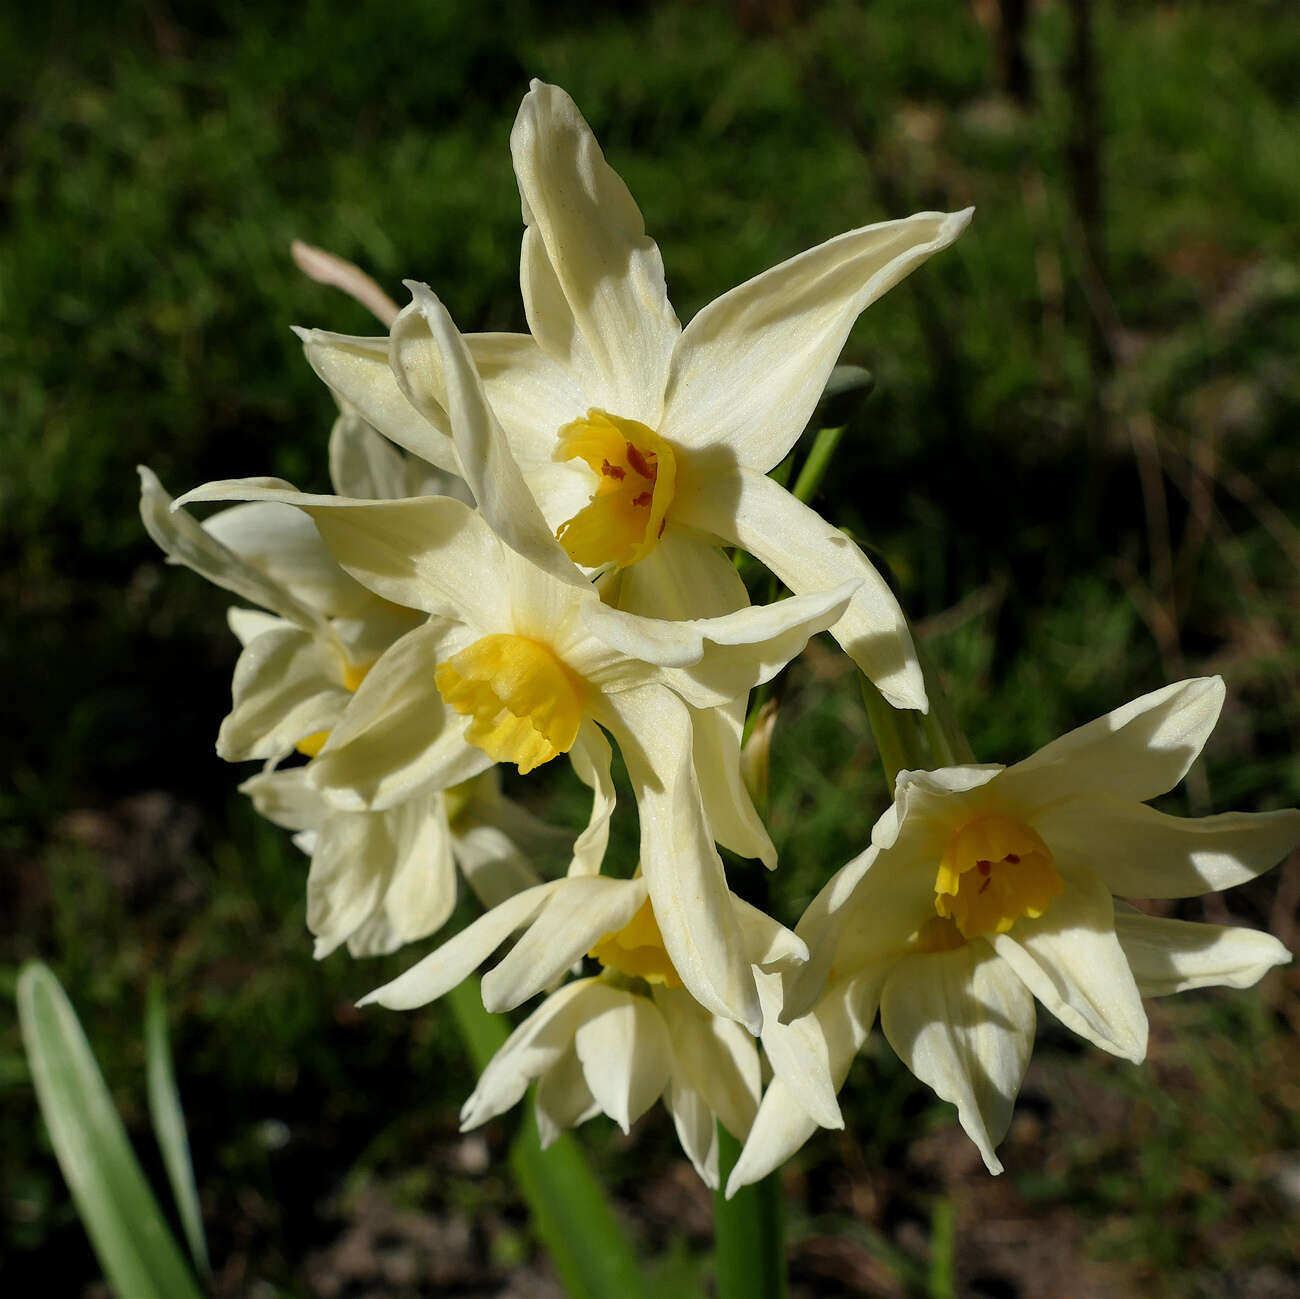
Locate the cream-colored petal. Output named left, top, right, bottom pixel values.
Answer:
left=880, top=945, right=1035, bottom=1174
left=461, top=979, right=597, bottom=1129
left=1113, top=908, right=1292, bottom=996
left=240, top=766, right=324, bottom=833
left=511, top=80, right=679, bottom=421
left=359, top=882, right=562, bottom=1011
left=692, top=700, right=776, bottom=865
left=481, top=876, right=647, bottom=1013
left=140, top=467, right=330, bottom=637
left=217, top=627, right=348, bottom=762
left=202, top=500, right=373, bottom=618
left=452, top=821, right=545, bottom=910
left=1034, top=795, right=1300, bottom=899
left=227, top=607, right=286, bottom=647
left=296, top=326, right=460, bottom=473
left=999, top=677, right=1226, bottom=810
left=661, top=209, right=971, bottom=470
left=328, top=407, right=424, bottom=500
left=676, top=468, right=925, bottom=711
left=990, top=871, right=1148, bottom=1062
left=305, top=809, right=393, bottom=958
left=664, top=1079, right=722, bottom=1189
left=725, top=971, right=881, bottom=1196
left=308, top=621, right=491, bottom=812
left=731, top=898, right=809, bottom=971
left=754, top=968, right=844, bottom=1131
left=607, top=687, right=760, bottom=1031
left=567, top=721, right=617, bottom=877
left=602, top=528, right=749, bottom=622
left=655, top=987, right=761, bottom=1143
left=534, top=1047, right=601, bottom=1147
left=383, top=793, right=459, bottom=945
left=574, top=984, right=674, bottom=1133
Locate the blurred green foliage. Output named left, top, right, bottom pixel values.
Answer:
left=3, top=1, right=1298, bottom=1295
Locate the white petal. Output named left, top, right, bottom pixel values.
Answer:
left=675, top=467, right=924, bottom=710
left=308, top=621, right=492, bottom=812
left=511, top=80, right=679, bottom=421
left=655, top=987, right=761, bottom=1143
left=731, top=898, right=809, bottom=970
left=140, top=467, right=329, bottom=636
left=662, top=209, right=971, bottom=470
left=603, top=528, right=749, bottom=622
left=227, top=607, right=287, bottom=647
left=725, top=971, right=880, bottom=1196
left=1035, top=795, right=1300, bottom=899
left=999, top=677, right=1225, bottom=809
left=567, top=721, right=617, bottom=876
left=217, top=627, right=347, bottom=762
left=359, top=882, right=562, bottom=1010
left=296, top=326, right=460, bottom=473
left=202, top=500, right=372, bottom=618
left=396, top=283, right=589, bottom=588
left=481, top=876, right=647, bottom=1012
left=990, top=870, right=1148, bottom=1062
left=305, top=810, right=393, bottom=957
left=691, top=700, right=776, bottom=865
left=240, top=766, right=325, bottom=833
left=452, top=821, right=544, bottom=910
left=754, top=969, right=843, bottom=1130
left=573, top=984, right=674, bottom=1133
left=383, top=794, right=459, bottom=944
left=664, top=1080, right=722, bottom=1189
left=534, top=1047, right=601, bottom=1147
left=881, top=946, right=1034, bottom=1174
left=1113, top=909, right=1292, bottom=996
left=608, top=688, right=760, bottom=1031
left=328, top=407, right=422, bottom=500
left=461, top=979, right=597, bottom=1129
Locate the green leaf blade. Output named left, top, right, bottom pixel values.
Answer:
left=17, top=962, right=205, bottom=1299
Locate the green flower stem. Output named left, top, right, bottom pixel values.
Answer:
left=714, top=1124, right=786, bottom=1299
left=445, top=979, right=651, bottom=1299
left=860, top=676, right=930, bottom=791
left=791, top=425, right=846, bottom=505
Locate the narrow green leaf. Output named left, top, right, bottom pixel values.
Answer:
left=446, top=978, right=652, bottom=1299
left=17, top=962, right=205, bottom=1299
left=145, top=976, right=211, bottom=1278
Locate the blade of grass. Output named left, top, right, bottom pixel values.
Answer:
left=446, top=977, right=652, bottom=1299
left=17, top=962, right=205, bottom=1299
left=145, top=976, right=211, bottom=1279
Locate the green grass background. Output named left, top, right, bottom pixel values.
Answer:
left=3, top=1, right=1299, bottom=1295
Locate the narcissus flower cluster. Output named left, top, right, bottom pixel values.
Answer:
left=142, top=80, right=1296, bottom=1191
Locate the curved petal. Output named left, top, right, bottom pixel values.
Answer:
left=607, top=687, right=760, bottom=1032
left=1034, top=795, right=1300, bottom=899
left=227, top=607, right=286, bottom=647
left=990, top=870, right=1148, bottom=1062
left=383, top=793, right=459, bottom=944
left=240, top=766, right=325, bottom=833
left=305, top=809, right=393, bottom=959
left=574, top=984, right=674, bottom=1132
left=481, top=876, right=647, bottom=1012
left=676, top=467, right=925, bottom=710
left=879, top=944, right=1035, bottom=1174
left=664, top=1079, right=722, bottom=1188
left=1113, top=909, right=1292, bottom=996
left=534, top=1047, right=601, bottom=1147
left=140, top=467, right=330, bottom=637
left=999, top=677, right=1225, bottom=810
left=754, top=969, right=843, bottom=1131
left=662, top=209, right=972, bottom=470
left=308, top=620, right=491, bottom=811
left=511, top=80, right=679, bottom=421
left=602, top=528, right=749, bottom=621
left=566, top=721, right=617, bottom=876
left=691, top=700, right=776, bottom=865
left=452, top=820, right=545, bottom=910
left=725, top=971, right=880, bottom=1196
left=461, top=979, right=597, bottom=1129
left=202, top=500, right=373, bottom=618
left=328, top=407, right=424, bottom=500
left=395, top=284, right=589, bottom=587
left=218, top=627, right=347, bottom=762
left=296, top=327, right=460, bottom=473
left=358, top=881, right=562, bottom=1011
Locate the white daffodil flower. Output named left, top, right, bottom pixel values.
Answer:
left=294, top=79, right=972, bottom=711
left=361, top=874, right=805, bottom=1187
left=241, top=765, right=561, bottom=959
left=727, top=676, right=1298, bottom=1194
left=172, top=309, right=856, bottom=1030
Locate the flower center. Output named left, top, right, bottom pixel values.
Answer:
left=434, top=634, right=585, bottom=775
left=588, top=896, right=683, bottom=988
left=933, top=813, right=1064, bottom=939
left=553, top=409, right=677, bottom=569
left=296, top=659, right=372, bottom=758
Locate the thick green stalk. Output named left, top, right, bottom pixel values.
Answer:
left=860, top=676, right=931, bottom=791
left=714, top=1124, right=786, bottom=1299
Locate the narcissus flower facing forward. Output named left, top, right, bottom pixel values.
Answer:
left=361, top=874, right=806, bottom=1187
left=297, top=80, right=973, bottom=710
left=175, top=311, right=856, bottom=1030
left=728, top=677, right=1298, bottom=1194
